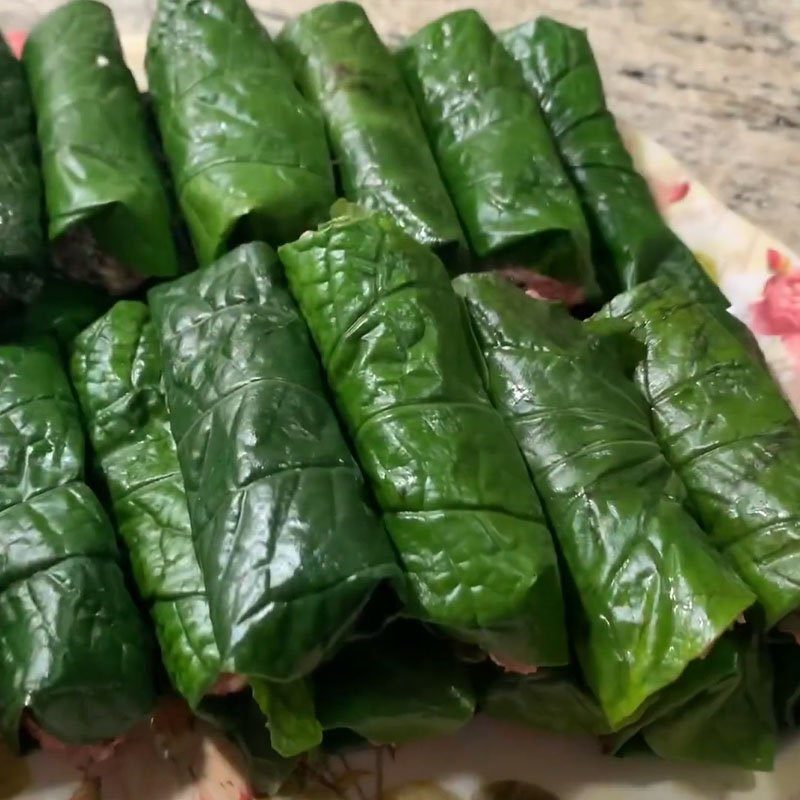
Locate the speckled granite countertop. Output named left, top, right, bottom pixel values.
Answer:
left=2, top=0, right=798, bottom=249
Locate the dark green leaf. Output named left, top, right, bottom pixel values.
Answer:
left=70, top=301, right=221, bottom=706
left=456, top=274, right=753, bottom=725
left=277, top=2, right=465, bottom=267
left=639, top=634, right=777, bottom=771
left=770, top=632, right=800, bottom=728
left=146, top=0, right=335, bottom=264
left=0, top=33, right=44, bottom=273
left=600, top=282, right=800, bottom=626
left=0, top=339, right=155, bottom=747
left=482, top=669, right=612, bottom=737
left=500, top=18, right=723, bottom=306
left=0, top=271, right=42, bottom=308
left=279, top=207, right=567, bottom=668
left=22, top=0, right=180, bottom=278
left=149, top=242, right=400, bottom=685
left=398, top=11, right=596, bottom=299
left=1, top=276, right=110, bottom=348
left=315, top=621, right=476, bottom=744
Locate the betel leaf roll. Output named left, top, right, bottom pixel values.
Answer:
left=22, top=0, right=179, bottom=280
left=279, top=205, right=567, bottom=668
left=398, top=10, right=597, bottom=301
left=149, top=242, right=400, bottom=685
left=315, top=621, right=476, bottom=745
left=70, top=301, right=221, bottom=707
left=594, top=631, right=776, bottom=771
left=485, top=632, right=775, bottom=770
left=0, top=33, right=44, bottom=273
left=501, top=18, right=723, bottom=306
left=456, top=274, right=752, bottom=726
left=600, top=281, right=800, bottom=626
left=146, top=0, right=335, bottom=265
left=483, top=631, right=772, bottom=770
left=630, top=633, right=776, bottom=771
left=0, top=339, right=155, bottom=748
left=277, top=2, right=466, bottom=266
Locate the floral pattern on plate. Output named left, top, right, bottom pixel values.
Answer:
left=620, top=121, right=800, bottom=412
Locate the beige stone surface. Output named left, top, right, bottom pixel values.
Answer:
left=2, top=0, right=798, bottom=249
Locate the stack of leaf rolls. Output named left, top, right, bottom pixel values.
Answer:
left=0, top=0, right=799, bottom=785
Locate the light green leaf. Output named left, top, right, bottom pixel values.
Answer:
left=252, top=678, right=322, bottom=758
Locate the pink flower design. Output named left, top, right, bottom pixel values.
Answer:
left=6, top=31, right=26, bottom=59
left=749, top=249, right=800, bottom=363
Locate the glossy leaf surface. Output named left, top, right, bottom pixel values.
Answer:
left=0, top=33, right=44, bottom=272
left=71, top=301, right=221, bottom=706
left=278, top=2, right=465, bottom=266
left=398, top=10, right=596, bottom=298
left=501, top=18, right=723, bottom=306
left=457, top=274, right=752, bottom=725
left=149, top=242, right=400, bottom=683
left=279, top=206, right=567, bottom=668
left=22, top=0, right=179, bottom=277
left=601, top=281, right=800, bottom=626
left=0, top=339, right=155, bottom=746
left=146, top=0, right=335, bottom=264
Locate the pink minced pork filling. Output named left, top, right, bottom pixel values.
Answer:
left=23, top=673, right=248, bottom=763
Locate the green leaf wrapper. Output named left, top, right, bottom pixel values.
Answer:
left=0, top=339, right=155, bottom=747
left=0, top=34, right=44, bottom=273
left=483, top=645, right=729, bottom=744
left=277, top=2, right=465, bottom=266
left=279, top=206, right=567, bottom=668
left=501, top=18, right=723, bottom=306
left=70, top=301, right=222, bottom=706
left=483, top=670, right=612, bottom=737
left=600, top=281, right=800, bottom=626
left=146, top=0, right=335, bottom=265
left=623, top=634, right=777, bottom=771
left=771, top=633, right=800, bottom=729
left=22, top=0, right=180, bottom=278
left=398, top=10, right=597, bottom=299
left=315, top=621, right=476, bottom=745
left=251, top=678, right=322, bottom=758
left=486, top=632, right=776, bottom=771
left=456, top=274, right=753, bottom=726
left=149, top=241, right=400, bottom=683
